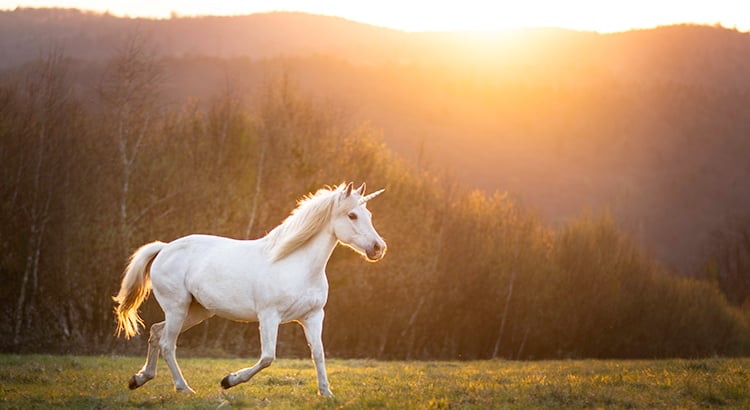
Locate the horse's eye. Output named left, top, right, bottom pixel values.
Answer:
left=348, top=212, right=358, bottom=220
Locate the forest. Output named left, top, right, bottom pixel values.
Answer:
left=1, top=8, right=750, bottom=360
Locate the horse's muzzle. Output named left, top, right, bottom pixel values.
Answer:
left=366, top=240, right=387, bottom=261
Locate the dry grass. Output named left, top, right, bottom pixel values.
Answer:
left=1, top=354, right=749, bottom=409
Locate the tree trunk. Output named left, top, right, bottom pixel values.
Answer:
left=493, top=236, right=522, bottom=359
left=245, top=142, right=266, bottom=239
left=13, top=123, right=50, bottom=346
left=492, top=268, right=516, bottom=359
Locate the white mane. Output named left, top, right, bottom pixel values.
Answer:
left=266, top=184, right=354, bottom=261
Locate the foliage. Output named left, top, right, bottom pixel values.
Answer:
left=703, top=214, right=750, bottom=306
left=1, top=43, right=749, bottom=359
left=2, top=355, right=750, bottom=409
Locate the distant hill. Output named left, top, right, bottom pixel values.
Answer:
left=0, top=8, right=409, bottom=67
left=3, top=8, right=750, bottom=87
left=2, top=7, right=750, bottom=272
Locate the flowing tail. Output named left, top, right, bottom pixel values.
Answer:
left=113, top=241, right=166, bottom=339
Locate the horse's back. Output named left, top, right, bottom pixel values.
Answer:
left=153, top=233, right=267, bottom=276
left=149, top=234, right=268, bottom=319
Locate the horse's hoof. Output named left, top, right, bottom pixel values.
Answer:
left=221, top=375, right=233, bottom=390
left=128, top=375, right=140, bottom=390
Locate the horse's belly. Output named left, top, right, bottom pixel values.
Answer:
left=190, top=283, right=260, bottom=321
left=210, top=306, right=259, bottom=322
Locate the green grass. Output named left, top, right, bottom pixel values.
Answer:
left=1, top=355, right=749, bottom=409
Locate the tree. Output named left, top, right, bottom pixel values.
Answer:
left=706, top=216, right=750, bottom=306
left=6, top=47, right=73, bottom=346
left=97, top=30, right=164, bottom=259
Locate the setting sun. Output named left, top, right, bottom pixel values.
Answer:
left=2, top=0, right=749, bottom=32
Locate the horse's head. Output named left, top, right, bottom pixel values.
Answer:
left=332, top=182, right=387, bottom=262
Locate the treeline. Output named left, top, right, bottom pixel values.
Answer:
left=5, top=9, right=750, bottom=275
left=1, top=41, right=749, bottom=360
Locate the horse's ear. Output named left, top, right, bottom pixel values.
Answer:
left=344, top=182, right=353, bottom=198
left=356, top=183, right=366, bottom=196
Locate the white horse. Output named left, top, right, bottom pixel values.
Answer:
left=113, top=182, right=386, bottom=396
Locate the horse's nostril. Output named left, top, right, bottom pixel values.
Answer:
left=373, top=242, right=381, bottom=252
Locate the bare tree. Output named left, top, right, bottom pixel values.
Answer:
left=12, top=47, right=71, bottom=345
left=492, top=235, right=521, bottom=359
left=244, top=73, right=297, bottom=239
left=98, top=30, right=163, bottom=258
left=708, top=216, right=750, bottom=305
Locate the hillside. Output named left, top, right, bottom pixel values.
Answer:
left=2, top=8, right=750, bottom=272
left=0, top=8, right=408, bottom=66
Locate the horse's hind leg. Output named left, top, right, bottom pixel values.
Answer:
left=128, top=302, right=213, bottom=392
left=159, top=301, right=213, bottom=393
left=129, top=321, right=165, bottom=390
left=128, top=302, right=213, bottom=391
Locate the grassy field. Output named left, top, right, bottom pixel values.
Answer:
left=0, top=354, right=749, bottom=409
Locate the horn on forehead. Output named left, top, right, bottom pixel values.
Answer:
left=359, top=188, right=385, bottom=204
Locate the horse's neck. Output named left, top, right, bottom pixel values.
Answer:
left=281, top=227, right=338, bottom=276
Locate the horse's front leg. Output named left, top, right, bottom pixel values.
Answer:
left=302, top=310, right=333, bottom=397
left=221, top=314, right=280, bottom=389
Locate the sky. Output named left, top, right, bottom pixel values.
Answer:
left=2, top=1, right=750, bottom=33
